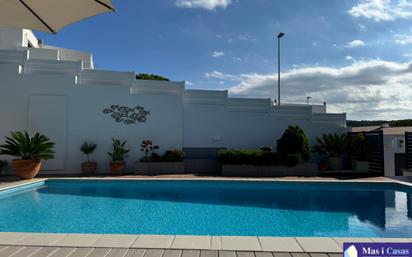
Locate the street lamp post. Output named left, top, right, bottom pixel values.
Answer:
left=277, top=32, right=285, bottom=106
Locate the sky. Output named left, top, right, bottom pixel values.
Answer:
left=36, top=0, right=412, bottom=120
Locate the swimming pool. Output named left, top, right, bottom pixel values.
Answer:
left=0, top=179, right=411, bottom=238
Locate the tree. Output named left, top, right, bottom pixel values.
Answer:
left=136, top=73, right=170, bottom=81
left=277, top=125, right=310, bottom=161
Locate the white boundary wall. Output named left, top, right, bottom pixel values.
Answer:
left=0, top=29, right=347, bottom=174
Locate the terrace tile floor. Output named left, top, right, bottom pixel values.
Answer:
left=0, top=246, right=350, bottom=257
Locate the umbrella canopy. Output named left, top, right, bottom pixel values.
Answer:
left=0, top=0, right=115, bottom=34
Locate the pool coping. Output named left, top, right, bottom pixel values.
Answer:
left=0, top=177, right=411, bottom=253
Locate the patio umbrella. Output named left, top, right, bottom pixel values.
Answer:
left=0, top=0, right=115, bottom=34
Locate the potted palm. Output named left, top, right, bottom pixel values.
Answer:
left=108, top=138, right=129, bottom=176
left=0, top=131, right=55, bottom=179
left=81, top=142, right=97, bottom=175
left=350, top=134, right=369, bottom=172
left=312, top=133, right=349, bottom=170
left=0, top=160, right=7, bottom=176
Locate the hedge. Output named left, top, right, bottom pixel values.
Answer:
left=218, top=150, right=301, bottom=167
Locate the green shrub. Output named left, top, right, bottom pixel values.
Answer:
left=0, top=131, right=55, bottom=160
left=136, top=73, right=170, bottom=81
left=80, top=142, right=97, bottom=162
left=277, top=126, right=310, bottom=161
left=279, top=153, right=302, bottom=167
left=0, top=160, right=7, bottom=175
left=162, top=149, right=185, bottom=162
left=350, top=134, right=368, bottom=161
left=218, top=150, right=301, bottom=167
left=312, top=133, right=349, bottom=157
left=108, top=139, right=129, bottom=162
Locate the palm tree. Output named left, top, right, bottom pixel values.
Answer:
left=312, top=133, right=349, bottom=157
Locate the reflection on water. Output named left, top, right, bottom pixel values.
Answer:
left=1, top=180, right=411, bottom=237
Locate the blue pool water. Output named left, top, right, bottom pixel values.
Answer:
left=0, top=179, right=411, bottom=237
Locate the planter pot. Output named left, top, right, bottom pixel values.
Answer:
left=134, top=162, right=185, bottom=175
left=328, top=157, right=343, bottom=170
left=221, top=163, right=318, bottom=177
left=318, top=162, right=329, bottom=171
left=110, top=161, right=125, bottom=176
left=81, top=162, right=97, bottom=175
left=12, top=160, right=41, bottom=180
left=352, top=160, right=369, bottom=173
left=184, top=159, right=221, bottom=174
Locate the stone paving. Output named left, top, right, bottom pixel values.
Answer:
left=0, top=233, right=410, bottom=254
left=0, top=246, right=345, bottom=257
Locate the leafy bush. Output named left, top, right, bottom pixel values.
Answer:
left=279, top=153, right=302, bottom=167
left=0, top=131, right=55, bottom=160
left=312, top=133, right=349, bottom=157
left=350, top=134, right=369, bottom=161
left=108, top=139, right=129, bottom=162
left=140, top=140, right=160, bottom=162
left=136, top=73, right=170, bottom=81
left=0, top=160, right=7, bottom=174
left=162, top=149, right=185, bottom=162
left=277, top=126, right=310, bottom=161
left=260, top=146, right=272, bottom=152
left=80, top=142, right=97, bottom=162
left=218, top=150, right=301, bottom=167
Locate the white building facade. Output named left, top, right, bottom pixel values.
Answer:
left=0, top=29, right=347, bottom=174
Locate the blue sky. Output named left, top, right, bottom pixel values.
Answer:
left=36, top=0, right=412, bottom=120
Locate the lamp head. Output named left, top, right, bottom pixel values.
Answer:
left=277, top=32, right=285, bottom=38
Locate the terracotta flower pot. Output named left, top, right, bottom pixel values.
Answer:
left=81, top=162, right=97, bottom=175
left=12, top=160, right=41, bottom=180
left=328, top=157, right=343, bottom=170
left=318, top=161, right=329, bottom=171
left=110, top=161, right=125, bottom=176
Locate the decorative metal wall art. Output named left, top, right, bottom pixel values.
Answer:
left=103, top=105, right=150, bottom=125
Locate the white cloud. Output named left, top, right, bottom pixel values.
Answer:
left=395, top=34, right=412, bottom=44
left=345, top=40, right=366, bottom=48
left=212, top=51, right=225, bottom=58
left=205, top=60, right=412, bottom=120
left=348, top=0, right=412, bottom=22
left=205, top=70, right=238, bottom=80
left=175, top=0, right=232, bottom=10
left=346, top=56, right=354, bottom=60
left=358, top=24, right=367, bottom=31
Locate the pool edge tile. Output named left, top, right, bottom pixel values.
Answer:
left=52, top=233, right=103, bottom=247
left=92, top=234, right=139, bottom=248
left=171, top=236, right=211, bottom=250
left=221, top=236, right=261, bottom=251
left=14, top=233, right=67, bottom=246
left=258, top=237, right=303, bottom=252
left=0, top=233, right=33, bottom=245
left=132, top=235, right=175, bottom=249
left=211, top=236, right=222, bottom=250
left=295, top=237, right=342, bottom=253
left=370, top=238, right=410, bottom=243
left=332, top=237, right=372, bottom=246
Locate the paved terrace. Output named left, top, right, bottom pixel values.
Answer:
left=0, top=246, right=343, bottom=257
left=0, top=234, right=410, bottom=257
